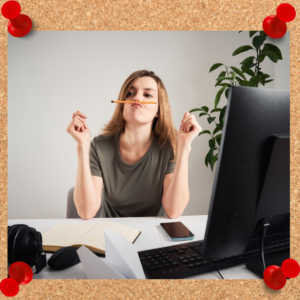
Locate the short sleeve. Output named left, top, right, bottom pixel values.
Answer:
left=165, top=148, right=176, bottom=174
left=89, top=138, right=103, bottom=177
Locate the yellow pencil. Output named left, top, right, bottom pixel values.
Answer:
left=111, top=100, right=157, bottom=104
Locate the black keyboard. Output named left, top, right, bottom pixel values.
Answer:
left=138, top=238, right=290, bottom=279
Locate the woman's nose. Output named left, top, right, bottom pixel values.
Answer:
left=133, top=91, right=143, bottom=101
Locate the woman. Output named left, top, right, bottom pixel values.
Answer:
left=66, top=70, right=202, bottom=219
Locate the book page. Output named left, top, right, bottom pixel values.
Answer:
left=42, top=223, right=95, bottom=247
left=75, top=222, right=140, bottom=250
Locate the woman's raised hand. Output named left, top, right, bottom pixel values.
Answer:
left=66, top=111, right=91, bottom=146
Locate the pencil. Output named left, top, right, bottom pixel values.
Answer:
left=111, top=100, right=157, bottom=104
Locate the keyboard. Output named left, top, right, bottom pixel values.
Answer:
left=138, top=238, right=290, bottom=279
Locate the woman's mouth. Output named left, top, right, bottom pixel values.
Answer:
left=131, top=104, right=142, bottom=108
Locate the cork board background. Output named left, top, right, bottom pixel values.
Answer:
left=1, top=0, right=299, bottom=299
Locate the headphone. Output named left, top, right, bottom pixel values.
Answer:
left=8, top=224, right=47, bottom=274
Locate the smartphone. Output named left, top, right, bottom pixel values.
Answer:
left=160, top=222, right=195, bottom=241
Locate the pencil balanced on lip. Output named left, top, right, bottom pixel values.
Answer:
left=111, top=100, right=157, bottom=104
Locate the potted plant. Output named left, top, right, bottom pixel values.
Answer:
left=190, top=31, right=283, bottom=171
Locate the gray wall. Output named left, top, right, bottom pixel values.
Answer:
left=8, top=31, right=289, bottom=219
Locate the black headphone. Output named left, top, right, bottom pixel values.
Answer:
left=8, top=224, right=47, bottom=274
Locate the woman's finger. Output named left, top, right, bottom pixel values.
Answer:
left=74, top=116, right=89, bottom=129
left=72, top=111, right=88, bottom=120
left=73, top=119, right=84, bottom=132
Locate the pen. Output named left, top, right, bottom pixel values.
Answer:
left=111, top=100, right=157, bottom=104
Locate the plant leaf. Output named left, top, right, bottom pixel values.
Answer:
left=199, top=112, right=207, bottom=117
left=261, top=51, right=278, bottom=63
left=232, top=45, right=254, bottom=56
left=238, top=31, right=243, bottom=33
left=260, top=31, right=267, bottom=38
left=199, top=130, right=211, bottom=136
left=216, top=137, right=221, bottom=146
left=252, top=35, right=266, bottom=49
left=264, top=43, right=283, bottom=59
left=201, top=106, right=209, bottom=113
left=211, top=108, right=222, bottom=113
left=250, top=74, right=262, bottom=86
left=225, top=87, right=229, bottom=99
left=215, top=133, right=222, bottom=140
left=189, top=108, right=203, bottom=113
left=259, top=54, right=265, bottom=63
left=239, top=80, right=256, bottom=87
left=214, top=86, right=227, bottom=108
left=229, top=71, right=236, bottom=78
left=217, top=71, right=226, bottom=79
left=219, top=106, right=227, bottom=127
left=217, top=77, right=233, bottom=81
left=241, top=65, right=255, bottom=76
left=240, top=56, right=255, bottom=68
left=229, top=66, right=246, bottom=80
left=207, top=117, right=216, bottom=124
left=211, top=154, right=218, bottom=171
left=213, top=126, right=221, bottom=135
left=265, top=79, right=274, bottom=83
left=209, top=138, right=216, bottom=148
left=209, top=63, right=223, bottom=72
left=249, top=31, right=258, bottom=38
left=205, top=147, right=214, bottom=169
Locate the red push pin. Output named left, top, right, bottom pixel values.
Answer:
left=264, top=265, right=287, bottom=290
left=281, top=258, right=300, bottom=278
left=263, top=3, right=296, bottom=39
left=1, top=0, right=32, bottom=37
left=263, top=258, right=300, bottom=290
left=0, top=262, right=33, bottom=297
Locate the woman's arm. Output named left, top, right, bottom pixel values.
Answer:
left=162, top=111, right=202, bottom=218
left=74, top=144, right=102, bottom=220
left=162, top=143, right=191, bottom=219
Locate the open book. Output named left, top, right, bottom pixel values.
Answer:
left=41, top=222, right=141, bottom=254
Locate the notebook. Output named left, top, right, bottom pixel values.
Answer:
left=41, top=222, right=141, bottom=254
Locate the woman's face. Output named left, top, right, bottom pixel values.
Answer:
left=123, top=76, right=159, bottom=128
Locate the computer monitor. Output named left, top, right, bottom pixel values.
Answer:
left=201, top=86, right=290, bottom=259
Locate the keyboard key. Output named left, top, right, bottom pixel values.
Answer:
left=195, top=262, right=202, bottom=266
left=192, top=254, right=198, bottom=257
left=153, top=262, right=159, bottom=265
left=185, top=255, right=192, bottom=259
left=142, top=261, right=152, bottom=267
left=268, top=246, right=274, bottom=250
left=148, top=266, right=156, bottom=271
left=188, top=264, right=195, bottom=268
left=189, top=258, right=196, bottom=262
left=161, top=260, right=167, bottom=264
left=156, top=264, right=164, bottom=269
left=196, top=257, right=203, bottom=261
left=180, top=247, right=188, bottom=250
left=168, top=259, right=173, bottom=262
left=154, top=255, right=160, bottom=258
left=140, top=256, right=146, bottom=260
left=202, top=260, right=209, bottom=264
left=146, top=256, right=153, bottom=259
left=164, top=263, right=172, bottom=267
left=212, top=259, right=219, bottom=262
left=182, top=259, right=189, bottom=264
left=178, top=256, right=185, bottom=260
left=150, top=259, right=157, bottom=262
left=172, top=262, right=179, bottom=266
left=167, top=249, right=174, bottom=253
left=193, top=247, right=201, bottom=250
left=177, top=250, right=185, bottom=254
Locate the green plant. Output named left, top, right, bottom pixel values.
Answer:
left=190, top=31, right=283, bottom=171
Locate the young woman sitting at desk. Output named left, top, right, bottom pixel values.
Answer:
left=66, top=70, right=202, bottom=220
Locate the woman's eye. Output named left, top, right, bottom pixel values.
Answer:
left=126, top=92, right=152, bottom=98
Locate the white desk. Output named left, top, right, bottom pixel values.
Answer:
left=8, top=216, right=260, bottom=280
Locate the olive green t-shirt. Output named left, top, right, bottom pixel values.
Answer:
left=89, top=132, right=176, bottom=218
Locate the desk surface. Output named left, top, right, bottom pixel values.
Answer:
left=8, top=216, right=260, bottom=280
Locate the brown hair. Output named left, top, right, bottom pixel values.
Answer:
left=99, top=70, right=178, bottom=162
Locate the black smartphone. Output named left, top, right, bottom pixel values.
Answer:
left=160, top=222, right=195, bottom=241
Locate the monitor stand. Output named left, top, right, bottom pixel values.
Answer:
left=245, top=249, right=289, bottom=278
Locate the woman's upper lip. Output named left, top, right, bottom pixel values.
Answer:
left=131, top=103, right=143, bottom=107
